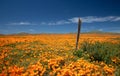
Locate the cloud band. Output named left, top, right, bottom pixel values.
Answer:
left=7, top=16, right=120, bottom=26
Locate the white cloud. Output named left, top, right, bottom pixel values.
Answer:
left=68, top=18, right=78, bottom=23
left=98, top=29, right=103, bottom=31
left=69, top=16, right=120, bottom=23
left=48, top=22, right=56, bottom=25
left=7, top=22, right=36, bottom=25
left=6, top=16, right=120, bottom=26
left=40, top=16, right=120, bottom=25
left=112, top=17, right=120, bottom=21
left=29, top=29, right=35, bottom=32
left=40, top=22, right=47, bottom=25
left=40, top=20, right=70, bottom=26
left=48, top=20, right=70, bottom=25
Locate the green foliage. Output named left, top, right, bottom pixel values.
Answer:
left=74, top=40, right=120, bottom=75
left=73, top=49, right=83, bottom=58
left=74, top=40, right=120, bottom=64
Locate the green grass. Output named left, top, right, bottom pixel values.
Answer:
left=73, top=40, right=120, bottom=75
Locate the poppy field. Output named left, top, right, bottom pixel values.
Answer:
left=0, top=33, right=120, bottom=76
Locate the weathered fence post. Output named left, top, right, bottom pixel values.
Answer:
left=75, top=18, right=82, bottom=50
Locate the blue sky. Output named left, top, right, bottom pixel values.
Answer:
left=0, top=0, right=120, bottom=34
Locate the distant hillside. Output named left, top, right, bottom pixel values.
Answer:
left=84, top=30, right=105, bottom=33
left=0, top=34, right=5, bottom=36
left=82, top=30, right=120, bottom=34
left=0, top=31, right=120, bottom=36
left=17, top=32, right=31, bottom=35
left=8, top=32, right=32, bottom=36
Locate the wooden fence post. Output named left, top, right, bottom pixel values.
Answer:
left=75, top=18, right=82, bottom=50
